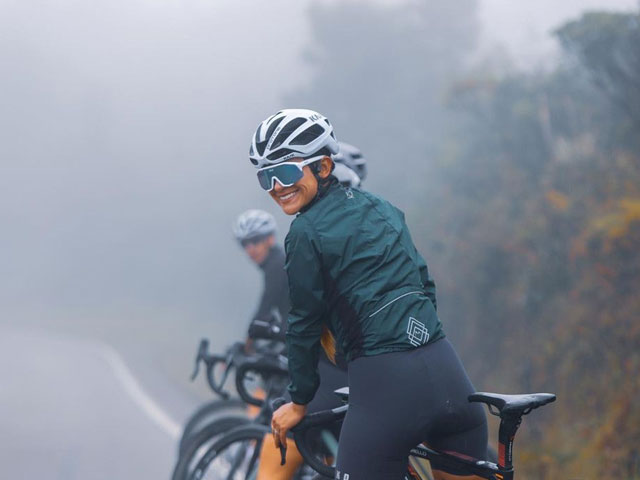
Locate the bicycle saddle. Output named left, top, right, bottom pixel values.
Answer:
left=468, top=392, right=556, bottom=415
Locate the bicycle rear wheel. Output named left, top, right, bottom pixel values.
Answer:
left=172, top=416, right=251, bottom=480
left=179, top=399, right=247, bottom=455
left=187, top=424, right=270, bottom=480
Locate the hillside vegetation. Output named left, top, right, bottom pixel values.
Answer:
left=291, top=5, right=640, bottom=478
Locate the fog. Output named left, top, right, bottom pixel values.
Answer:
left=1, top=0, right=638, bottom=477
left=1, top=0, right=634, bottom=342
left=1, top=0, right=313, bottom=342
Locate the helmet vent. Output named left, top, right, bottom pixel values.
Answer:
left=265, top=116, right=285, bottom=145
left=271, top=117, right=306, bottom=150
left=290, top=124, right=324, bottom=146
left=256, top=140, right=268, bottom=156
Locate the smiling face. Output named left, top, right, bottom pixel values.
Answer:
left=269, top=157, right=333, bottom=215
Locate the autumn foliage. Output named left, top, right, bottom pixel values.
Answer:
left=416, top=12, right=640, bottom=479
left=291, top=6, right=639, bottom=478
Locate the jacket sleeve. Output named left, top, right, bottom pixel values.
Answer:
left=251, top=263, right=283, bottom=324
left=284, top=218, right=326, bottom=405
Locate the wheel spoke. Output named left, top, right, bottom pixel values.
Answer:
left=225, top=442, right=249, bottom=480
left=244, top=438, right=262, bottom=480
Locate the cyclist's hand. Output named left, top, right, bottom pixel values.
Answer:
left=271, top=402, right=307, bottom=448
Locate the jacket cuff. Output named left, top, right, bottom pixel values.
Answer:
left=287, top=385, right=314, bottom=405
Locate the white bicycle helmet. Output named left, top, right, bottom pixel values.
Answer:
left=249, top=109, right=340, bottom=168
left=333, top=142, right=367, bottom=181
left=332, top=162, right=361, bottom=188
left=233, top=209, right=277, bottom=243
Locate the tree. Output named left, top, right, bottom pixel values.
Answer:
left=286, top=0, right=479, bottom=202
left=556, top=12, right=640, bottom=132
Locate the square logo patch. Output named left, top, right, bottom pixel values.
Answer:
left=407, top=317, right=429, bottom=346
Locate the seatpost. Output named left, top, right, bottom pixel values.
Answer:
left=497, top=412, right=522, bottom=480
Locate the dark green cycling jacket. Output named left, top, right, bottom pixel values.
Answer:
left=284, top=182, right=445, bottom=404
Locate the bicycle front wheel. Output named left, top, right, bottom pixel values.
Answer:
left=179, top=399, right=247, bottom=455
left=172, top=416, right=251, bottom=480
left=188, top=424, right=270, bottom=480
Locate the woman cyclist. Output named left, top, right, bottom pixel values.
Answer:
left=253, top=143, right=367, bottom=479
left=250, top=109, right=487, bottom=479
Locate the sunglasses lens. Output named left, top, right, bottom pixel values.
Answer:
left=257, top=170, right=273, bottom=190
left=274, top=164, right=304, bottom=185
left=256, top=164, right=304, bottom=191
left=240, top=234, right=269, bottom=247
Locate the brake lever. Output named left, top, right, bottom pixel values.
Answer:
left=210, top=342, right=241, bottom=389
left=213, top=359, right=232, bottom=400
left=271, top=398, right=287, bottom=465
left=191, top=338, right=210, bottom=381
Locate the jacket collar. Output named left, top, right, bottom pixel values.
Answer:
left=298, top=176, right=339, bottom=215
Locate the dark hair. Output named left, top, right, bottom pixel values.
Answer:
left=309, top=147, right=335, bottom=175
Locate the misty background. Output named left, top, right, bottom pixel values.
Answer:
left=1, top=0, right=638, bottom=478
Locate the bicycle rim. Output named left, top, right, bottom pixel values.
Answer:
left=189, top=425, right=270, bottom=480
left=180, top=400, right=247, bottom=454
left=172, top=417, right=250, bottom=480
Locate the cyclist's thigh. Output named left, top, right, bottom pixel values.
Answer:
left=429, top=419, right=487, bottom=459
left=423, top=339, right=487, bottom=460
left=428, top=420, right=488, bottom=476
left=336, top=401, right=412, bottom=480
left=335, top=349, right=430, bottom=479
left=336, top=338, right=487, bottom=479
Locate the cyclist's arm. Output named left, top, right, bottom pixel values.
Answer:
left=248, top=277, right=286, bottom=342
left=284, top=219, right=325, bottom=405
left=251, top=284, right=274, bottom=325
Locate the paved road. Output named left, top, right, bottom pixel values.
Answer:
left=0, top=327, right=194, bottom=480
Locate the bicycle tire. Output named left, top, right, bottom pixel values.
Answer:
left=187, top=424, right=270, bottom=480
left=179, top=399, right=247, bottom=455
left=172, top=416, right=251, bottom=480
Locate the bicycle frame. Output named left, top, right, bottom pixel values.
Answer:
left=410, top=444, right=499, bottom=479
left=409, top=409, right=526, bottom=479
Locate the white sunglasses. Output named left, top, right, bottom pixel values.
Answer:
left=256, top=156, right=324, bottom=192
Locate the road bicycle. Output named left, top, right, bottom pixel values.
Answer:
left=178, top=339, right=251, bottom=456
left=173, top=343, right=294, bottom=480
left=179, top=321, right=287, bottom=454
